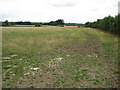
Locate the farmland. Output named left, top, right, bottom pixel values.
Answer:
left=2, top=26, right=119, bottom=88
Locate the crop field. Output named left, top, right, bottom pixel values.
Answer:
left=2, top=26, right=119, bottom=88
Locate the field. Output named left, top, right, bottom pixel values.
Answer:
left=11, top=25, right=35, bottom=27
left=2, top=26, right=119, bottom=88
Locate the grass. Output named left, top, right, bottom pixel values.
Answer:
left=2, top=26, right=119, bottom=88
left=9, top=25, right=35, bottom=27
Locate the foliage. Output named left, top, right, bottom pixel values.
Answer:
left=1, top=20, right=32, bottom=26
left=1, top=19, right=65, bottom=27
left=47, top=19, right=64, bottom=26
left=1, top=19, right=85, bottom=27
left=35, top=23, right=42, bottom=27
left=15, top=21, right=32, bottom=25
left=2, top=20, right=11, bottom=26
left=85, top=15, right=120, bottom=35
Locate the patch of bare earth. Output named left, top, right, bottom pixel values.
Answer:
left=63, top=40, right=101, bottom=55
left=17, top=58, right=65, bottom=88
left=62, top=40, right=118, bottom=88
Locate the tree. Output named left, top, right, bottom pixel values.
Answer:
left=35, top=23, right=42, bottom=27
left=84, top=15, right=119, bottom=35
left=4, top=20, right=9, bottom=26
left=55, top=19, right=64, bottom=26
left=85, top=22, right=91, bottom=27
left=48, top=19, right=64, bottom=26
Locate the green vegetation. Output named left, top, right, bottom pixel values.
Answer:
left=48, top=19, right=64, bottom=26
left=1, top=19, right=83, bottom=27
left=1, top=19, right=65, bottom=27
left=35, top=24, right=42, bottom=27
left=1, top=21, right=32, bottom=26
left=2, top=26, right=119, bottom=88
left=85, top=15, right=120, bottom=35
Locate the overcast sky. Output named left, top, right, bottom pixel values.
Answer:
left=0, top=0, right=119, bottom=23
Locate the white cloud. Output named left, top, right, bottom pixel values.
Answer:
left=0, top=0, right=119, bottom=23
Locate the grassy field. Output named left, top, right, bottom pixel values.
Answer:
left=2, top=26, right=119, bottom=88
left=13, top=25, right=35, bottom=27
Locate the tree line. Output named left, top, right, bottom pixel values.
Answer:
left=0, top=19, right=83, bottom=27
left=1, top=19, right=65, bottom=27
left=35, top=19, right=65, bottom=27
left=1, top=20, right=32, bottom=26
left=85, top=15, right=120, bottom=35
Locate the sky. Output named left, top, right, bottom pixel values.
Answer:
left=118, top=1, right=120, bottom=14
left=0, top=0, right=119, bottom=23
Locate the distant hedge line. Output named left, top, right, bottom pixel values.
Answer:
left=1, top=19, right=65, bottom=27
left=85, top=15, right=120, bottom=35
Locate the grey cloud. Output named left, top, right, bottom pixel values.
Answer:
left=50, top=2, right=77, bottom=7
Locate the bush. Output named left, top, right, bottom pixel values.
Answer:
left=35, top=24, right=42, bottom=27
left=85, top=15, right=120, bottom=35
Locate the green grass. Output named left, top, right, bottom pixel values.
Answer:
left=2, top=26, right=119, bottom=88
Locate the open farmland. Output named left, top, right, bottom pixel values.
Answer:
left=2, top=26, right=119, bottom=88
